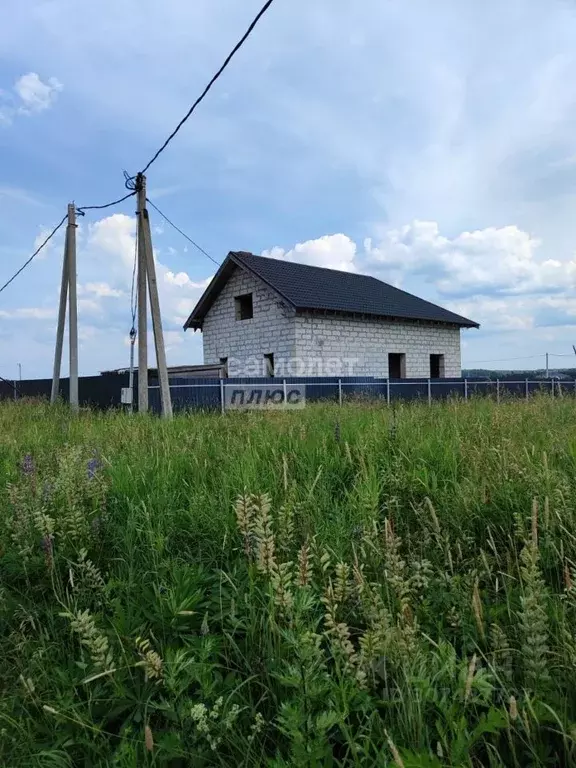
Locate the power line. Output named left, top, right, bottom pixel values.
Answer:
left=464, top=354, right=545, bottom=365
left=0, top=372, right=21, bottom=397
left=76, top=190, right=136, bottom=216
left=146, top=197, right=219, bottom=267
left=140, top=0, right=276, bottom=174
left=466, top=351, right=576, bottom=365
left=0, top=215, right=67, bottom=297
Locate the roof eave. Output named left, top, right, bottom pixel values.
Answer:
left=183, top=251, right=298, bottom=330
left=295, top=306, right=479, bottom=328
left=182, top=255, right=235, bottom=330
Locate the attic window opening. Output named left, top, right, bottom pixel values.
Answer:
left=235, top=293, right=253, bottom=320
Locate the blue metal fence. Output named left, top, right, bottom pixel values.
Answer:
left=148, top=376, right=576, bottom=413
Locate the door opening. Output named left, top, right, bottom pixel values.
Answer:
left=388, top=353, right=406, bottom=379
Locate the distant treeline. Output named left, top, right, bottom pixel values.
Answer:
left=463, top=368, right=576, bottom=381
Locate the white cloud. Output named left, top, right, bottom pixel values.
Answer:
left=366, top=221, right=576, bottom=297
left=0, top=307, right=56, bottom=320
left=0, top=72, right=62, bottom=123
left=83, top=282, right=124, bottom=298
left=164, top=270, right=210, bottom=289
left=15, top=72, right=62, bottom=113
left=263, top=234, right=358, bottom=272
left=88, top=214, right=136, bottom=272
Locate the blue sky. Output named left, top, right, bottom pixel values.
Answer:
left=2, top=0, right=576, bottom=377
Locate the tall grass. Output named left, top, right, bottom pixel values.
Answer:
left=2, top=396, right=576, bottom=766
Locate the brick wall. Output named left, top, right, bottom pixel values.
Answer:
left=201, top=265, right=463, bottom=377
left=294, top=313, right=462, bottom=377
left=202, top=265, right=296, bottom=375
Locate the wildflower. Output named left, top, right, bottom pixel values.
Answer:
left=509, top=695, right=518, bottom=720
left=385, top=730, right=404, bottom=767
left=136, top=637, right=163, bottom=682
left=464, top=653, right=477, bottom=701
left=472, top=578, right=485, bottom=639
left=190, top=703, right=210, bottom=734
left=21, top=454, right=35, bottom=475
left=40, top=535, right=54, bottom=568
left=201, top=612, right=210, bottom=636
left=248, top=712, right=265, bottom=743
left=87, top=453, right=101, bottom=480
left=144, top=724, right=154, bottom=752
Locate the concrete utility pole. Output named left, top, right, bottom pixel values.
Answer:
left=545, top=352, right=549, bottom=379
left=135, top=173, right=173, bottom=418
left=68, top=204, right=79, bottom=412
left=50, top=203, right=78, bottom=410
left=50, top=223, right=69, bottom=403
left=136, top=180, right=148, bottom=414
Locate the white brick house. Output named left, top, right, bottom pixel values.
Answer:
left=184, top=252, right=478, bottom=378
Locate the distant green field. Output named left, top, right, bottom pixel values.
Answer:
left=2, top=397, right=576, bottom=766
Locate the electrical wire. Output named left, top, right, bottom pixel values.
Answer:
left=146, top=198, right=219, bottom=266
left=466, top=351, right=576, bottom=365
left=140, top=0, right=276, bottom=174
left=464, top=354, right=546, bottom=365
left=0, top=373, right=21, bottom=397
left=76, top=190, right=136, bottom=216
left=0, top=215, right=67, bottom=297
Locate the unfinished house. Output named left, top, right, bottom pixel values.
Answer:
left=184, top=252, right=478, bottom=378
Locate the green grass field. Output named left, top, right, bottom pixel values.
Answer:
left=2, top=396, right=576, bottom=766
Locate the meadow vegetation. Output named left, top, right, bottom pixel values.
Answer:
left=2, top=396, right=576, bottom=766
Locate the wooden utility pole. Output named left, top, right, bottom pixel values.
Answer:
left=135, top=173, right=173, bottom=418
left=50, top=203, right=78, bottom=410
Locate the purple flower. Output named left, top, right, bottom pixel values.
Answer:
left=91, top=516, right=103, bottom=536
left=334, top=422, right=341, bottom=443
left=87, top=454, right=101, bottom=480
left=21, top=454, right=35, bottom=475
left=40, top=535, right=54, bottom=566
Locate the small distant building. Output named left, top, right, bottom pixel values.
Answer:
left=184, top=251, right=478, bottom=378
left=100, top=363, right=225, bottom=379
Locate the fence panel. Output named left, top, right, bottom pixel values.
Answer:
left=389, top=380, right=428, bottom=402
left=3, top=374, right=573, bottom=411
left=431, top=380, right=467, bottom=400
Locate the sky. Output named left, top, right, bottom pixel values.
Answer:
left=1, top=0, right=576, bottom=378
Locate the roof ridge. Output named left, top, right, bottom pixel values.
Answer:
left=184, top=250, right=479, bottom=329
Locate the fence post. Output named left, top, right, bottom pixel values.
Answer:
left=386, top=378, right=391, bottom=405
left=338, top=378, right=342, bottom=406
left=551, top=378, right=555, bottom=398
left=525, top=378, right=529, bottom=400
left=427, top=378, right=431, bottom=406
left=464, top=378, right=468, bottom=401
left=220, top=379, right=225, bottom=415
left=283, top=378, right=287, bottom=404
left=496, top=379, right=500, bottom=405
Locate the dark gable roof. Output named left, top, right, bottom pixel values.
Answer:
left=184, top=251, right=479, bottom=329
